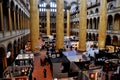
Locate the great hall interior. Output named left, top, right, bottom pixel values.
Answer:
left=0, top=0, right=120, bottom=80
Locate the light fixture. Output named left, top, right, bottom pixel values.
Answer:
left=89, top=73, right=95, bottom=79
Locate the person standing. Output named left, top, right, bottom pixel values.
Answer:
left=43, top=68, right=47, bottom=78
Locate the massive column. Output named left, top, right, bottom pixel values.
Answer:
left=66, top=6, right=71, bottom=38
left=46, top=4, right=50, bottom=36
left=30, top=0, right=40, bottom=51
left=78, top=0, right=87, bottom=51
left=56, top=0, right=64, bottom=50
left=98, top=0, right=107, bottom=49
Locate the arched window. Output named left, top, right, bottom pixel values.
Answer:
left=90, top=10, right=93, bottom=14
left=95, top=8, right=99, bottom=13
left=108, top=3, right=115, bottom=10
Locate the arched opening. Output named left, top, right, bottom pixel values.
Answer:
left=7, top=43, right=13, bottom=66
left=21, top=37, right=24, bottom=49
left=87, top=19, right=89, bottom=29
left=87, top=33, right=89, bottom=40
left=13, top=40, right=17, bottom=58
left=90, top=10, right=94, bottom=14
left=114, top=14, right=120, bottom=30
left=107, top=15, right=113, bottom=30
left=23, top=36, right=27, bottom=50
left=90, top=19, right=92, bottom=29
left=0, top=46, right=6, bottom=78
left=96, top=34, right=98, bottom=41
left=108, top=2, right=115, bottom=10
left=18, top=38, right=21, bottom=54
left=95, top=8, right=99, bottom=13
left=97, top=17, right=99, bottom=29
left=92, top=33, right=95, bottom=41
left=106, top=35, right=111, bottom=45
left=89, top=33, right=92, bottom=41
left=112, top=36, right=118, bottom=46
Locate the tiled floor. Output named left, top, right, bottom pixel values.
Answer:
left=32, top=50, right=52, bottom=80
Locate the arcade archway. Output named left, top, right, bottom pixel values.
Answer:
left=7, top=43, right=13, bottom=66
left=0, top=46, right=6, bottom=78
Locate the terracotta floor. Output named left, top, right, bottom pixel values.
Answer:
left=32, top=50, right=52, bottom=80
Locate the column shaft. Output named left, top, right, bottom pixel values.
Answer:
left=96, top=18, right=98, bottom=29
left=67, top=9, right=70, bottom=37
left=25, top=16, right=26, bottom=29
left=78, top=0, right=87, bottom=51
left=20, top=14, right=22, bottom=30
left=30, top=0, right=39, bottom=50
left=46, top=9, right=50, bottom=36
left=88, top=20, right=90, bottom=29
left=19, top=14, right=21, bottom=30
left=0, top=2, right=4, bottom=32
left=8, top=7, right=12, bottom=32
left=56, top=0, right=64, bottom=50
left=17, top=13, right=20, bottom=30
left=98, top=0, right=107, bottom=49
left=22, top=15, right=24, bottom=30
left=13, top=11, right=16, bottom=31
left=25, top=17, right=26, bottom=29
left=22, top=14, right=24, bottom=30
left=92, top=19, right=94, bottom=29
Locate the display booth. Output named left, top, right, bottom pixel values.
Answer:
left=15, top=53, right=34, bottom=66
left=3, top=53, right=34, bottom=80
left=3, top=66, right=32, bottom=80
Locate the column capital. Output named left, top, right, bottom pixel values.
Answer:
left=46, top=4, right=50, bottom=9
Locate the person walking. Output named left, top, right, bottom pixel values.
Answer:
left=43, top=68, right=47, bottom=78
